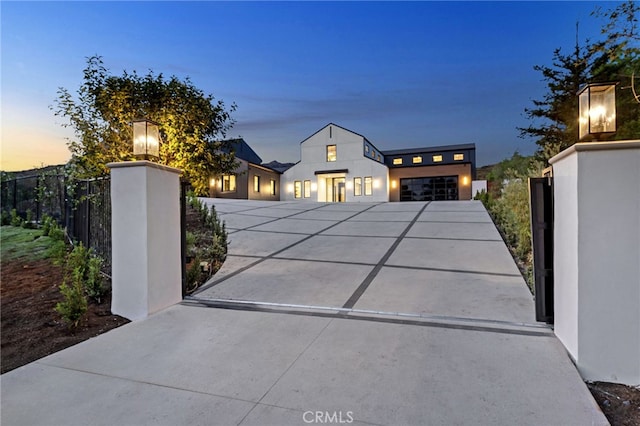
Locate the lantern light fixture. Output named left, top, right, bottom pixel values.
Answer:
left=578, top=82, right=617, bottom=141
left=133, top=119, right=160, bottom=160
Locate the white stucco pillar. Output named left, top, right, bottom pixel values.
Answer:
left=549, top=140, right=640, bottom=385
left=107, top=161, right=182, bottom=321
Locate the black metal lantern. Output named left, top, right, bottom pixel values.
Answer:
left=133, top=119, right=160, bottom=160
left=578, top=82, right=617, bottom=141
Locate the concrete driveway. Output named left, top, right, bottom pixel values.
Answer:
left=1, top=200, right=607, bottom=426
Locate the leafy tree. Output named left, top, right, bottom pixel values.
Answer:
left=53, top=56, right=239, bottom=194
left=519, top=31, right=596, bottom=160
left=487, top=151, right=534, bottom=183
left=521, top=1, right=640, bottom=161
left=591, top=1, right=640, bottom=140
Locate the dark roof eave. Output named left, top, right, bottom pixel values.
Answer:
left=382, top=143, right=476, bottom=156
left=314, top=169, right=349, bottom=175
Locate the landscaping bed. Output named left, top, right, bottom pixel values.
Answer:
left=1, top=255, right=129, bottom=374
left=1, top=201, right=224, bottom=374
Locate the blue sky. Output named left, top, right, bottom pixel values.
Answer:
left=1, top=1, right=615, bottom=170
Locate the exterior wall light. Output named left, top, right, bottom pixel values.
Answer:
left=133, top=119, right=161, bottom=160
left=578, top=82, right=617, bottom=141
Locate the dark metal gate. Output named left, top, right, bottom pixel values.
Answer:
left=179, top=180, right=192, bottom=298
left=529, top=174, right=554, bottom=324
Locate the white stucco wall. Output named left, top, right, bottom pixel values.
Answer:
left=471, top=180, right=487, bottom=197
left=282, top=124, right=389, bottom=202
left=550, top=151, right=579, bottom=358
left=550, top=141, right=640, bottom=385
left=108, top=161, right=183, bottom=321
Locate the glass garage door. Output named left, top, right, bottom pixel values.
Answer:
left=400, top=176, right=458, bottom=201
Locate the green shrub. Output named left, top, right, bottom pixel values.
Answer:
left=54, top=243, right=109, bottom=325
left=47, top=222, right=65, bottom=241
left=21, top=210, right=35, bottom=229
left=184, top=198, right=228, bottom=293
left=186, top=254, right=203, bottom=293
left=85, top=254, right=107, bottom=304
left=48, top=240, right=68, bottom=266
left=185, top=231, right=197, bottom=257
left=1, top=210, right=10, bottom=226
left=10, top=209, right=23, bottom=227
left=41, top=214, right=52, bottom=235
left=198, top=203, right=209, bottom=224
left=55, top=262, right=88, bottom=327
left=55, top=274, right=88, bottom=328
left=65, top=243, right=88, bottom=274
left=480, top=166, right=539, bottom=293
left=44, top=216, right=68, bottom=264
left=63, top=243, right=108, bottom=303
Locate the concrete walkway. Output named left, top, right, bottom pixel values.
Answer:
left=1, top=200, right=607, bottom=426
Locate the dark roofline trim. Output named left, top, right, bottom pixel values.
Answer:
left=387, top=161, right=473, bottom=169
left=314, top=169, right=349, bottom=175
left=382, top=143, right=476, bottom=156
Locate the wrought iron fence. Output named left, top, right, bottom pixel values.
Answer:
left=1, top=173, right=112, bottom=274
left=1, top=174, right=66, bottom=223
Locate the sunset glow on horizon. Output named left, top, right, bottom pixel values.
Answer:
left=2, top=1, right=613, bottom=172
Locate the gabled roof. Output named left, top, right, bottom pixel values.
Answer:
left=299, top=123, right=375, bottom=147
left=222, top=138, right=263, bottom=164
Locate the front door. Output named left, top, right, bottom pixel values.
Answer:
left=326, top=177, right=346, bottom=202
left=335, top=178, right=346, bottom=202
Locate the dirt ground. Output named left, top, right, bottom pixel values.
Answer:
left=1, top=257, right=129, bottom=374
left=587, top=381, right=640, bottom=426
left=0, top=204, right=211, bottom=375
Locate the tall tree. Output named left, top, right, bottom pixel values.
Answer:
left=53, top=56, right=238, bottom=194
left=521, top=1, right=640, bottom=161
left=518, top=35, right=595, bottom=160
left=591, top=0, right=640, bottom=140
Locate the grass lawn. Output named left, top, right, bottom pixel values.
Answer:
left=0, top=225, right=55, bottom=262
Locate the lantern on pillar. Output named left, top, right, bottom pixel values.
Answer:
left=578, top=82, right=617, bottom=141
left=133, top=119, right=160, bottom=160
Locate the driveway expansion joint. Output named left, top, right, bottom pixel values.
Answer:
left=341, top=202, right=431, bottom=309
left=181, top=299, right=553, bottom=337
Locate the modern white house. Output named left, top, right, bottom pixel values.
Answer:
left=281, top=124, right=390, bottom=202
left=281, top=123, right=476, bottom=202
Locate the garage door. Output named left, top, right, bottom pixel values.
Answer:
left=400, top=176, right=458, bottom=201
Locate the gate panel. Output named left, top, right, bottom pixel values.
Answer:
left=529, top=176, right=554, bottom=324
